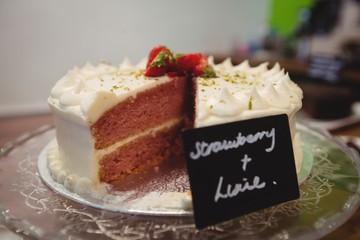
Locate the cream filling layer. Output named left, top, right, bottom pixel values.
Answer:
left=95, top=117, right=185, bottom=159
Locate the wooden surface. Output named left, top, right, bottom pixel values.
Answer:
left=0, top=113, right=360, bottom=239
left=0, top=113, right=54, bottom=146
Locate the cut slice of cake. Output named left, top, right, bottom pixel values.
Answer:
left=48, top=63, right=190, bottom=189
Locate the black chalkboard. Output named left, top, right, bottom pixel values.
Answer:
left=182, top=114, right=300, bottom=229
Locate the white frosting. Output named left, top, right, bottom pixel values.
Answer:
left=195, top=59, right=302, bottom=128
left=48, top=58, right=303, bottom=194
left=49, top=60, right=171, bottom=125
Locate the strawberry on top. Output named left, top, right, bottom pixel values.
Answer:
left=144, top=45, right=216, bottom=78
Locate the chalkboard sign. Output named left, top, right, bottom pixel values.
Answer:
left=308, top=54, right=344, bottom=83
left=182, top=114, right=300, bottom=229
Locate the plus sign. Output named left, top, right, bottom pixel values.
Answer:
left=241, top=154, right=252, bottom=171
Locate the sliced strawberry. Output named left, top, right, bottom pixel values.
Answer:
left=147, top=45, right=170, bottom=67
left=144, top=46, right=217, bottom=78
left=167, top=59, right=177, bottom=72
left=176, top=53, right=207, bottom=73
left=193, top=63, right=217, bottom=78
left=145, top=46, right=175, bottom=77
left=167, top=71, right=180, bottom=78
left=144, top=66, right=167, bottom=77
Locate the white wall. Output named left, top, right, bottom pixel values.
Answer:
left=0, top=0, right=269, bottom=117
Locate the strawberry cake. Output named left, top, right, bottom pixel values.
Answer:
left=47, top=46, right=303, bottom=193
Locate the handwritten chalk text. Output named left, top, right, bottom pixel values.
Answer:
left=214, top=175, right=266, bottom=203
left=189, top=128, right=275, bottom=160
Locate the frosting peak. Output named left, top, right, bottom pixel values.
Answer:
left=195, top=59, right=303, bottom=127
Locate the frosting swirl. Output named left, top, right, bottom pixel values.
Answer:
left=195, top=58, right=303, bottom=128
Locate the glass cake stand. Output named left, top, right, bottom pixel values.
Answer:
left=0, top=124, right=359, bottom=240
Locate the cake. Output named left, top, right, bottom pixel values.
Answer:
left=47, top=46, right=303, bottom=193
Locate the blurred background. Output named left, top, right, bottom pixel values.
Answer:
left=0, top=0, right=360, bottom=128
left=0, top=0, right=269, bottom=116
left=1, top=1, right=360, bottom=238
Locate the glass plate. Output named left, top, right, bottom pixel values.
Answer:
left=36, top=132, right=313, bottom=217
left=0, top=124, right=359, bottom=239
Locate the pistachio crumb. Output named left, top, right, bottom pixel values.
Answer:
left=248, top=97, right=253, bottom=110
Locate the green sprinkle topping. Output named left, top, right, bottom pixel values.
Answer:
left=201, top=66, right=217, bottom=78
left=199, top=79, right=216, bottom=87
left=135, top=70, right=144, bottom=79
left=248, top=97, right=253, bottom=110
